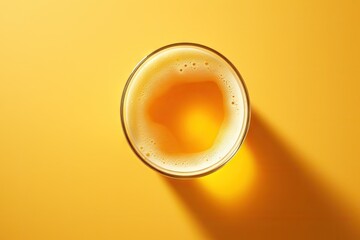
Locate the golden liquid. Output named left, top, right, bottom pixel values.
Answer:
left=147, top=71, right=225, bottom=154
left=123, top=44, right=249, bottom=176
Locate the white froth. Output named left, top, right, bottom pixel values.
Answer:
left=123, top=45, right=249, bottom=176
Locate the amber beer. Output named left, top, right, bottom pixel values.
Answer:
left=121, top=43, right=250, bottom=177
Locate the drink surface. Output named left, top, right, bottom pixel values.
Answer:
left=122, top=44, right=250, bottom=177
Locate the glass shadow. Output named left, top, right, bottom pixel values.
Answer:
left=164, top=111, right=360, bottom=239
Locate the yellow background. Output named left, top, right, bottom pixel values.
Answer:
left=1, top=0, right=359, bottom=239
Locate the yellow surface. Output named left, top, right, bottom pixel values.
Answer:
left=1, top=0, right=360, bottom=239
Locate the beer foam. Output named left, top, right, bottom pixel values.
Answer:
left=122, top=44, right=250, bottom=177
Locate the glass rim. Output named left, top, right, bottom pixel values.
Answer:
left=120, top=42, right=251, bottom=178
